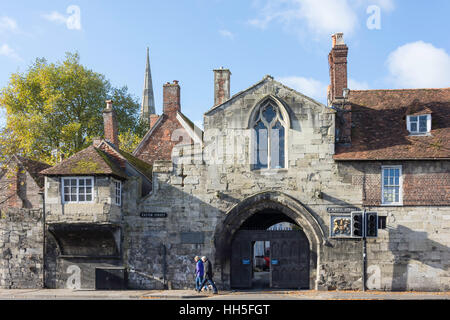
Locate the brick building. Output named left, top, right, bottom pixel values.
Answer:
left=0, top=33, right=448, bottom=291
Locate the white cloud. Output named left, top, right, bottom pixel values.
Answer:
left=387, top=41, right=450, bottom=88
left=249, top=0, right=396, bottom=38
left=249, top=0, right=358, bottom=36
left=42, top=5, right=82, bottom=31
left=348, top=78, right=370, bottom=90
left=277, top=76, right=327, bottom=102
left=0, top=16, right=18, bottom=33
left=219, top=29, right=234, bottom=40
left=0, top=43, right=22, bottom=61
left=277, top=75, right=371, bottom=102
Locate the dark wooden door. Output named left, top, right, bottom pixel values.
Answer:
left=270, top=231, right=309, bottom=289
left=230, top=231, right=252, bottom=288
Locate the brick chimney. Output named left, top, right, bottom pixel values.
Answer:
left=328, top=32, right=348, bottom=102
left=103, top=100, right=119, bottom=147
left=213, top=67, right=231, bottom=106
left=163, top=80, right=181, bottom=114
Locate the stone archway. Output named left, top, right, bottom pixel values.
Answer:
left=214, top=191, right=326, bottom=290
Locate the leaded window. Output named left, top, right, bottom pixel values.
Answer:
left=251, top=100, right=287, bottom=169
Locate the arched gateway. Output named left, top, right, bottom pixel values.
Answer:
left=214, top=191, right=326, bottom=290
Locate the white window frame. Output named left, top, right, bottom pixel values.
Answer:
left=61, top=176, right=94, bottom=204
left=381, top=166, right=403, bottom=206
left=406, top=114, right=431, bottom=135
left=113, top=179, right=122, bottom=207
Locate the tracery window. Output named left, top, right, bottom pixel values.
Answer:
left=251, top=100, right=287, bottom=170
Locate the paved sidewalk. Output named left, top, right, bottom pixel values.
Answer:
left=0, top=289, right=448, bottom=300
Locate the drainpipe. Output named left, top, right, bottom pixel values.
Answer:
left=38, top=189, right=46, bottom=288
left=362, top=209, right=367, bottom=292
left=160, top=243, right=167, bottom=289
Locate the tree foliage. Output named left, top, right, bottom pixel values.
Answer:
left=0, top=52, right=145, bottom=164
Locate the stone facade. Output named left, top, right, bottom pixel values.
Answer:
left=1, top=34, right=448, bottom=292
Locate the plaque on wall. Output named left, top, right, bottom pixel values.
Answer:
left=329, top=214, right=352, bottom=238
left=180, top=232, right=205, bottom=244
left=140, top=212, right=167, bottom=218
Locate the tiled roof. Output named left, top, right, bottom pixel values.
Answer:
left=334, top=88, right=450, bottom=160
left=16, top=156, right=51, bottom=188
left=41, top=145, right=128, bottom=179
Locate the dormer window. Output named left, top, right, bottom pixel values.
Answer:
left=407, top=114, right=431, bottom=135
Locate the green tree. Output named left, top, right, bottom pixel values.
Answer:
left=0, top=52, right=145, bottom=164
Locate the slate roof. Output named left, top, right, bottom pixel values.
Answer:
left=334, top=88, right=450, bottom=160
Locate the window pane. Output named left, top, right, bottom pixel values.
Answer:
left=70, top=179, right=77, bottom=185
left=410, top=116, right=417, bottom=122
left=79, top=187, right=85, bottom=194
left=86, top=179, right=92, bottom=186
left=86, top=187, right=92, bottom=194
left=64, top=195, right=70, bottom=202
left=262, top=106, right=276, bottom=124
left=71, top=195, right=77, bottom=202
left=254, top=121, right=268, bottom=169
left=419, top=117, right=427, bottom=132
left=79, top=179, right=85, bottom=186
left=270, top=121, right=285, bottom=169
left=79, top=195, right=85, bottom=202
left=86, top=195, right=92, bottom=201
left=411, top=123, right=417, bottom=132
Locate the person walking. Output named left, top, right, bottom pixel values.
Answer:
left=194, top=256, right=204, bottom=292
left=200, top=256, right=218, bottom=294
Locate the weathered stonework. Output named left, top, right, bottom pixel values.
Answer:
left=0, top=208, right=43, bottom=289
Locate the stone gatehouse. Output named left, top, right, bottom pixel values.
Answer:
left=1, top=33, right=449, bottom=291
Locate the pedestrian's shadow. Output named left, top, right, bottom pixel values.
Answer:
left=388, top=225, right=449, bottom=291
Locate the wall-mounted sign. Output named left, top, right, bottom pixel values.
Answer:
left=330, top=214, right=352, bottom=238
left=242, top=259, right=250, bottom=265
left=140, top=212, right=167, bottom=218
left=271, top=259, right=279, bottom=265
left=327, top=207, right=359, bottom=213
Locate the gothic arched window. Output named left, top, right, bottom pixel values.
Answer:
left=251, top=99, right=288, bottom=170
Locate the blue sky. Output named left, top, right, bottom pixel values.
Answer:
left=1, top=0, right=449, bottom=128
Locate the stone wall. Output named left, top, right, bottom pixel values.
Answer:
left=0, top=208, right=43, bottom=289
left=124, top=77, right=450, bottom=291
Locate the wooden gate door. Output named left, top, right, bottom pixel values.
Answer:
left=270, top=231, right=310, bottom=289
left=230, top=231, right=252, bottom=288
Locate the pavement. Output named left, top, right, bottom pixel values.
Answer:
left=0, top=288, right=448, bottom=300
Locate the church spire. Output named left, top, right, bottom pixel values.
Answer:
left=141, top=47, right=156, bottom=123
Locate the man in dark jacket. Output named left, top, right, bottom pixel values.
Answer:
left=200, top=256, right=218, bottom=294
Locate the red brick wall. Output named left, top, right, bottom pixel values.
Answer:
left=403, top=172, right=449, bottom=205
left=134, top=113, right=192, bottom=164
left=351, top=162, right=450, bottom=206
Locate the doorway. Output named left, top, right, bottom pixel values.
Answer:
left=252, top=240, right=270, bottom=288
left=231, top=228, right=310, bottom=289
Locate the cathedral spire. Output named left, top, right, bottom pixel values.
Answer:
left=141, top=47, right=156, bottom=123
